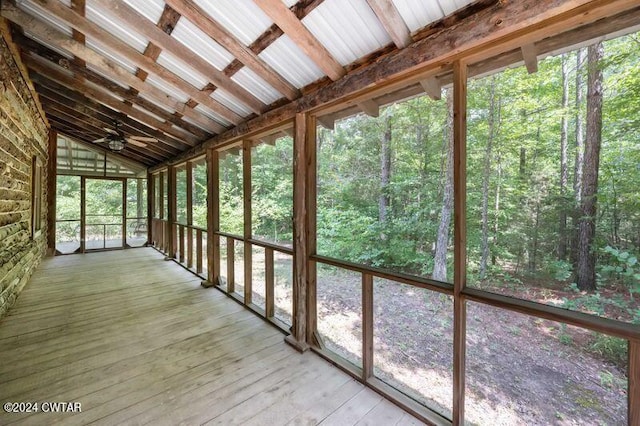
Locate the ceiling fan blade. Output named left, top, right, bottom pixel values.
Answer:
left=103, top=128, right=118, bottom=135
left=126, top=138, right=147, bottom=147
left=129, top=136, right=157, bottom=142
left=93, top=137, right=109, bottom=143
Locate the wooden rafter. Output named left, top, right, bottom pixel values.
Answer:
left=49, top=116, right=154, bottom=165
left=155, top=0, right=640, bottom=168
left=222, top=0, right=325, bottom=77
left=24, top=56, right=196, bottom=148
left=253, top=0, right=345, bottom=81
left=1, top=2, right=240, bottom=127
left=31, top=76, right=182, bottom=151
left=70, top=0, right=86, bottom=72
left=12, top=32, right=209, bottom=140
left=39, top=93, right=176, bottom=160
left=365, top=0, right=411, bottom=48
left=96, top=0, right=266, bottom=114
left=2, top=6, right=227, bottom=135
left=162, top=0, right=299, bottom=101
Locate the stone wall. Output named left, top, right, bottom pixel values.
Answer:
left=0, top=31, right=49, bottom=319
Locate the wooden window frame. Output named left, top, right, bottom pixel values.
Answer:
left=31, top=155, right=43, bottom=239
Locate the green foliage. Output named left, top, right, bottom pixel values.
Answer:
left=588, top=335, right=627, bottom=368
left=600, top=246, right=640, bottom=297
left=548, top=260, right=573, bottom=282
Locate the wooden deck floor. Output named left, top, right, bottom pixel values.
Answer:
left=0, top=248, right=423, bottom=426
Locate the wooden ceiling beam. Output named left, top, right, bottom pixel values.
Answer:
left=253, top=0, right=345, bottom=81
left=222, top=0, right=325, bottom=77
left=155, top=0, right=640, bottom=168
left=365, top=0, right=411, bottom=48
left=70, top=0, right=86, bottom=71
left=48, top=116, right=154, bottom=166
left=39, top=94, right=174, bottom=160
left=163, top=0, right=299, bottom=101
left=98, top=0, right=266, bottom=115
left=32, top=77, right=183, bottom=158
left=44, top=107, right=162, bottom=164
left=24, top=56, right=196, bottom=150
left=12, top=32, right=210, bottom=140
left=1, top=2, right=237, bottom=128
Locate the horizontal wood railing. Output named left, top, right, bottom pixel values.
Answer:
left=172, top=222, right=208, bottom=279
left=211, top=230, right=293, bottom=331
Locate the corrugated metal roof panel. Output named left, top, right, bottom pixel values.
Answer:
left=303, top=0, right=391, bottom=66
left=85, top=36, right=138, bottom=74
left=156, top=50, right=209, bottom=90
left=231, top=67, right=282, bottom=105
left=138, top=92, right=175, bottom=114
left=131, top=102, right=169, bottom=123
left=24, top=31, right=73, bottom=59
left=85, top=63, right=130, bottom=89
left=170, top=18, right=236, bottom=71
left=193, top=104, right=233, bottom=128
left=392, top=0, right=443, bottom=32
left=259, top=35, right=325, bottom=88
left=17, top=0, right=73, bottom=37
left=192, top=0, right=273, bottom=46
left=440, top=0, right=475, bottom=15
left=145, top=73, right=190, bottom=103
left=121, top=0, right=165, bottom=24
left=85, top=2, right=148, bottom=54
left=211, top=89, right=253, bottom=117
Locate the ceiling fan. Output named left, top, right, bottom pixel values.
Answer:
left=92, top=121, right=158, bottom=152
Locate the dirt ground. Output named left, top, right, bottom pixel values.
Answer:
left=215, top=250, right=629, bottom=425
left=315, top=267, right=629, bottom=426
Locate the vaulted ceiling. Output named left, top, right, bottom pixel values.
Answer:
left=1, top=0, right=485, bottom=167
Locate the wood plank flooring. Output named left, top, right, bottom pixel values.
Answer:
left=0, top=248, right=423, bottom=425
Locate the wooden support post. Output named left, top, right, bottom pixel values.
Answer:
left=46, top=129, right=57, bottom=255
left=202, top=150, right=217, bottom=287
left=212, top=150, right=221, bottom=285
left=167, top=166, right=177, bottom=259
left=265, top=247, right=274, bottom=318
left=196, top=229, right=203, bottom=274
left=630, top=340, right=639, bottom=426
left=80, top=176, right=86, bottom=253
left=286, top=112, right=311, bottom=352
left=227, top=236, right=235, bottom=293
left=362, top=273, right=374, bottom=380
left=452, top=60, right=468, bottom=426
left=306, top=114, right=318, bottom=346
left=159, top=171, right=165, bottom=251
left=243, top=140, right=252, bottom=304
left=121, top=178, right=127, bottom=248
left=146, top=172, right=153, bottom=246
left=179, top=225, right=185, bottom=263
left=186, top=161, right=193, bottom=268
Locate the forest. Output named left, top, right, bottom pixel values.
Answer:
left=213, top=33, right=640, bottom=327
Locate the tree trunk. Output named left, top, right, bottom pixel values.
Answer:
left=479, top=77, right=497, bottom=279
left=574, top=48, right=586, bottom=204
left=558, top=54, right=569, bottom=260
left=576, top=42, right=604, bottom=292
left=379, top=113, right=392, bottom=224
left=432, top=90, right=454, bottom=282
left=492, top=147, right=501, bottom=266
left=571, top=48, right=586, bottom=266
